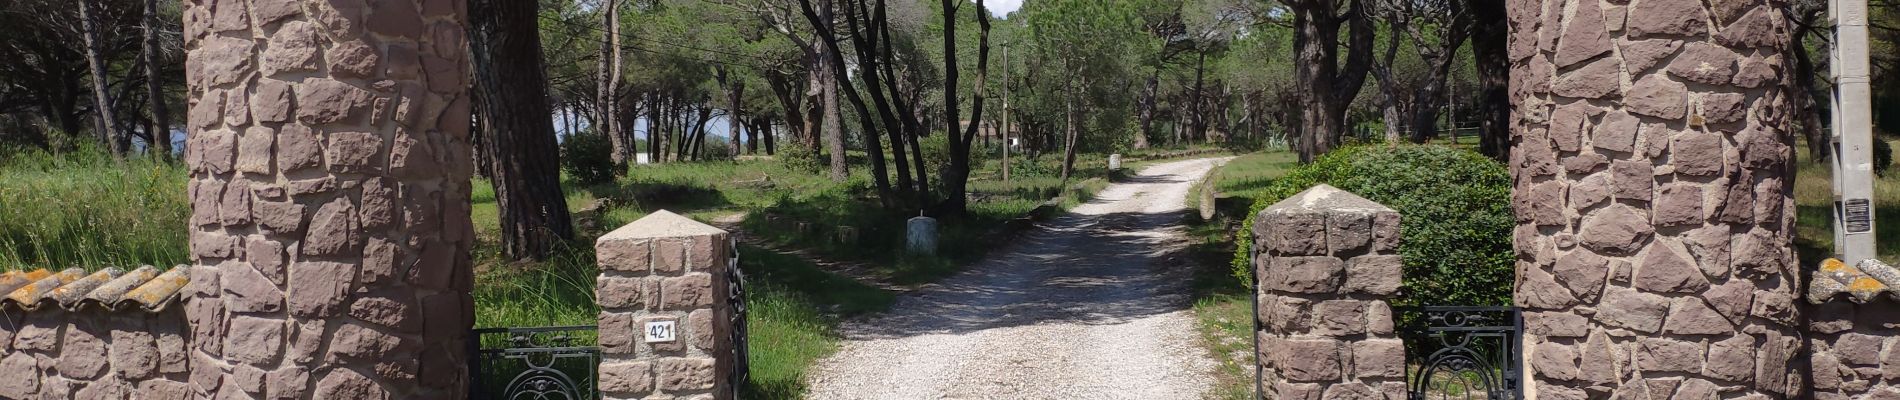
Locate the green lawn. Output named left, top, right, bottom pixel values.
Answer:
left=1793, top=137, right=1900, bottom=265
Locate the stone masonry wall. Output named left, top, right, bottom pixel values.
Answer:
left=1505, top=0, right=1804, bottom=396
left=595, top=211, right=738, bottom=400
left=1253, top=185, right=1406, bottom=399
left=181, top=0, right=476, bottom=398
left=0, top=309, right=191, bottom=398
left=1811, top=299, right=1900, bottom=399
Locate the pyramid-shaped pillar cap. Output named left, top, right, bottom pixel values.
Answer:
left=599, top=209, right=728, bottom=242
left=1262, top=184, right=1395, bottom=214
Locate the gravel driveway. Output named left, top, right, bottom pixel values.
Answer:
left=805, top=157, right=1232, bottom=400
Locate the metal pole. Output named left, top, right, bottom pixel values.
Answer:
left=1830, top=0, right=1878, bottom=264
left=1001, top=42, right=1011, bottom=182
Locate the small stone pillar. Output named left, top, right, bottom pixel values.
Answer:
left=1252, top=184, right=1405, bottom=399
left=596, top=210, right=737, bottom=400
left=1108, top=154, right=1123, bottom=170
left=906, top=215, right=938, bottom=256
left=181, top=0, right=475, bottom=398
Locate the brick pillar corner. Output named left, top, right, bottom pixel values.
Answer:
left=596, top=210, right=737, bottom=400
left=1252, top=184, right=1405, bottom=399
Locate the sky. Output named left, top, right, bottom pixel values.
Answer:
left=983, top=0, right=1024, bottom=17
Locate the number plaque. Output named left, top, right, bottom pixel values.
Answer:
left=645, top=320, right=677, bottom=343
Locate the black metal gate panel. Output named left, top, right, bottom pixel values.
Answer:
left=1395, top=306, right=1523, bottom=400
left=470, top=325, right=601, bottom=400
left=725, top=239, right=750, bottom=395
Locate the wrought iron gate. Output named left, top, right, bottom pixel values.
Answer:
left=724, top=242, right=750, bottom=396
left=1395, top=306, right=1523, bottom=400
left=469, top=325, right=601, bottom=400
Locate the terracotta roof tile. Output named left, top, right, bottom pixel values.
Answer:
left=0, top=265, right=191, bottom=312
left=1809, top=258, right=1900, bottom=304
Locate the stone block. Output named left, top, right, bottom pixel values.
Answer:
left=225, top=315, right=285, bottom=366
left=688, top=309, right=716, bottom=352
left=1326, top=212, right=1372, bottom=255
left=599, top=311, right=635, bottom=355
left=1635, top=337, right=1704, bottom=373
left=1343, top=255, right=1401, bottom=295
left=660, top=273, right=714, bottom=310
left=1662, top=297, right=1733, bottom=335
left=110, top=329, right=159, bottom=380
left=1531, top=341, right=1579, bottom=381
left=597, top=276, right=653, bottom=310
left=655, top=357, right=715, bottom=392
left=1263, top=212, right=1327, bottom=256
left=1266, top=256, right=1345, bottom=294
left=600, top=361, right=654, bottom=395
left=1598, top=287, right=1669, bottom=333
left=1280, top=339, right=1342, bottom=381
left=1311, top=300, right=1368, bottom=336
left=1352, top=339, right=1405, bottom=379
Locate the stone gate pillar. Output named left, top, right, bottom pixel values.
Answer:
left=1505, top=0, right=1802, bottom=396
left=595, top=210, right=738, bottom=400
left=181, top=0, right=475, bottom=398
left=1252, top=185, right=1406, bottom=399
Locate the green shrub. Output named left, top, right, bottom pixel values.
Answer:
left=1232, top=145, right=1515, bottom=307
left=561, top=132, right=616, bottom=186
left=776, top=144, right=825, bottom=175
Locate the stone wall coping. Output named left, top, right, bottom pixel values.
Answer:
left=1261, top=184, right=1396, bottom=214
left=600, top=210, right=728, bottom=241
left=0, top=265, right=189, bottom=312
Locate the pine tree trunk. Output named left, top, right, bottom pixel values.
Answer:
left=141, top=0, right=170, bottom=158
left=471, top=0, right=576, bottom=260
left=78, top=0, right=122, bottom=156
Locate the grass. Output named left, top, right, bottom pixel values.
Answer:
left=1792, top=136, right=1900, bottom=265
left=1182, top=150, right=1302, bottom=400
left=0, top=149, right=189, bottom=270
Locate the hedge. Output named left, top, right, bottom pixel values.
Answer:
left=1233, top=145, right=1516, bottom=307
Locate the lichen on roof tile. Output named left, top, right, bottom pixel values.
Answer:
left=7, top=268, right=84, bottom=308
left=1810, top=258, right=1900, bottom=304
left=88, top=265, right=160, bottom=307
left=48, top=268, right=123, bottom=308
left=0, top=265, right=191, bottom=312
left=121, top=266, right=190, bottom=311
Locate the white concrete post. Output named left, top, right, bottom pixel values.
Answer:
left=1830, top=0, right=1879, bottom=264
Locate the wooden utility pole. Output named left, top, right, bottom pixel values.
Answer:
left=1830, top=0, right=1879, bottom=264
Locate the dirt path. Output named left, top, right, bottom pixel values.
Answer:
left=805, top=157, right=1233, bottom=400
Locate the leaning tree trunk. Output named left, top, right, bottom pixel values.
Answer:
left=78, top=0, right=122, bottom=156
left=471, top=0, right=576, bottom=260
left=140, top=0, right=170, bottom=158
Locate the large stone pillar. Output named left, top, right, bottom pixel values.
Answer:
left=1506, top=0, right=1802, bottom=396
left=181, top=0, right=475, bottom=398
left=1252, top=185, right=1406, bottom=400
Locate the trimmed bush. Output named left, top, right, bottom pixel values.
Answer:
left=561, top=132, right=616, bottom=185
left=1232, top=145, right=1514, bottom=307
